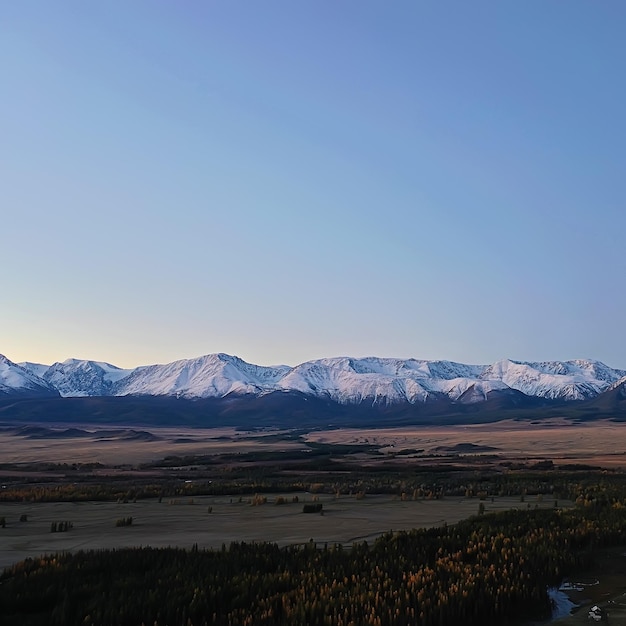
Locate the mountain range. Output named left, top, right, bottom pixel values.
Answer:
left=2, top=352, right=626, bottom=427
left=2, top=352, right=625, bottom=407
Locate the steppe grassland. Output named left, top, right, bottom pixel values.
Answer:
left=2, top=419, right=626, bottom=465
left=0, top=493, right=566, bottom=571
left=0, top=426, right=305, bottom=464
left=305, top=419, right=626, bottom=467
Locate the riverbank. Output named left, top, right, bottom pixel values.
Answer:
left=546, top=547, right=626, bottom=624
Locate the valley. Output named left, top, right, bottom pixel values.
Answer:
left=3, top=417, right=626, bottom=625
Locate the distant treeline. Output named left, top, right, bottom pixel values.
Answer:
left=3, top=500, right=626, bottom=626
left=0, top=465, right=622, bottom=504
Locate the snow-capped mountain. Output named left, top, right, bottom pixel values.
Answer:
left=273, top=357, right=494, bottom=405
left=479, top=358, right=622, bottom=401
left=0, top=355, right=59, bottom=398
left=34, top=359, right=133, bottom=397
left=115, top=354, right=290, bottom=399
left=11, top=353, right=626, bottom=406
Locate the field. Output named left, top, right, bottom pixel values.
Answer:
left=304, top=418, right=626, bottom=468
left=2, top=418, right=626, bottom=467
left=0, top=494, right=565, bottom=571
left=0, top=426, right=305, bottom=465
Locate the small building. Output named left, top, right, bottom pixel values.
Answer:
left=588, top=605, right=605, bottom=622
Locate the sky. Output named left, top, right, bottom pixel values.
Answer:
left=2, top=2, right=625, bottom=369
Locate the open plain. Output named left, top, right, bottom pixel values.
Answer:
left=0, top=494, right=566, bottom=571
left=304, top=418, right=626, bottom=468
left=1, top=418, right=626, bottom=467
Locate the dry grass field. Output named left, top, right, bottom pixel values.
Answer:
left=305, top=419, right=626, bottom=468
left=0, top=426, right=306, bottom=465
left=1, top=418, right=626, bottom=467
left=0, top=494, right=566, bottom=571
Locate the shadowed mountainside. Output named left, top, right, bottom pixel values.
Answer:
left=0, top=388, right=624, bottom=429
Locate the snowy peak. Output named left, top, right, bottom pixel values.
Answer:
left=18, top=361, right=50, bottom=379
left=116, top=353, right=290, bottom=399
left=43, top=359, right=132, bottom=397
left=0, top=355, right=59, bottom=398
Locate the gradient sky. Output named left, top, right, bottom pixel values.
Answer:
left=2, top=2, right=625, bottom=369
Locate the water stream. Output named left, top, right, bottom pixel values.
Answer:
left=547, top=586, right=578, bottom=620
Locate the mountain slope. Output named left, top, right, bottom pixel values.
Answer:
left=0, top=355, right=59, bottom=398
left=115, top=353, right=290, bottom=398
left=480, top=358, right=623, bottom=400
left=582, top=376, right=626, bottom=418
left=46, top=359, right=132, bottom=397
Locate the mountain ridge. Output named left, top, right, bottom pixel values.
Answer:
left=0, top=355, right=60, bottom=398
left=8, top=353, right=626, bottom=406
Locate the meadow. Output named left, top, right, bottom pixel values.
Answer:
left=0, top=493, right=566, bottom=571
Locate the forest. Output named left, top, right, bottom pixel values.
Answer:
left=0, top=453, right=610, bottom=505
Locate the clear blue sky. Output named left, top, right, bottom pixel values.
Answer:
left=2, top=2, right=625, bottom=369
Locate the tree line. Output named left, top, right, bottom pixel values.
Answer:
left=0, top=466, right=620, bottom=504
